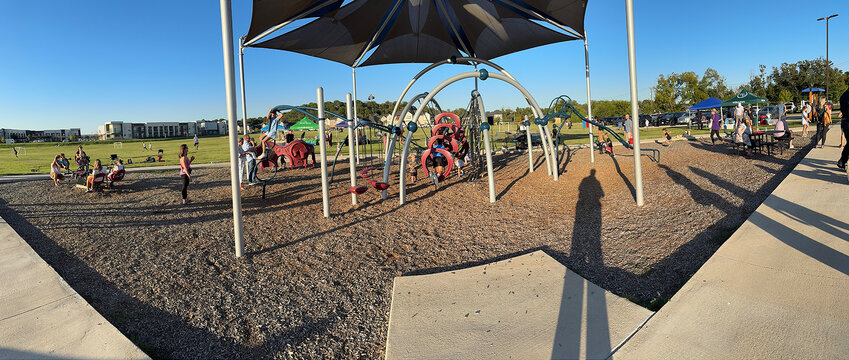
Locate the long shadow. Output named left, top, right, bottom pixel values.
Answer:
left=496, top=169, right=529, bottom=201
left=609, top=155, right=636, bottom=202
left=0, top=198, right=336, bottom=359
left=553, top=169, right=611, bottom=359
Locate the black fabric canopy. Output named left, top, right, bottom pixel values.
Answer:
left=245, top=0, right=344, bottom=43
left=246, top=0, right=587, bottom=67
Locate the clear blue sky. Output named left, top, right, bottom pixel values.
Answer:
left=1, top=0, right=847, bottom=134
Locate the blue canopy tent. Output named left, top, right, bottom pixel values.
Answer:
left=802, top=88, right=825, bottom=93
left=689, top=97, right=723, bottom=111
left=260, top=122, right=290, bottom=132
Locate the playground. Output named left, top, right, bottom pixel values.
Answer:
left=0, top=133, right=818, bottom=358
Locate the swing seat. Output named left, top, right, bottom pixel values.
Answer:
left=367, top=180, right=389, bottom=191
left=349, top=185, right=368, bottom=194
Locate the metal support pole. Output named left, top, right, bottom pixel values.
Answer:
left=525, top=118, right=534, bottom=173
left=238, top=36, right=248, bottom=136
left=218, top=0, right=245, bottom=257
left=482, top=124, right=496, bottom=202
left=585, top=37, right=595, bottom=163
left=626, top=0, right=644, bottom=207
left=317, top=87, right=330, bottom=218
left=398, top=131, right=415, bottom=205
left=474, top=91, right=496, bottom=201
left=352, top=67, right=360, bottom=164
left=539, top=124, right=553, bottom=176
left=346, top=94, right=357, bottom=205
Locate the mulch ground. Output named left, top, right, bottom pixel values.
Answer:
left=0, top=135, right=815, bottom=359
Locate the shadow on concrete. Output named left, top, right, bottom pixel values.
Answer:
left=552, top=169, right=611, bottom=359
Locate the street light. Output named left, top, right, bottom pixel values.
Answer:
left=817, top=14, right=838, bottom=101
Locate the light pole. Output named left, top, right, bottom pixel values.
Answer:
left=817, top=14, right=838, bottom=101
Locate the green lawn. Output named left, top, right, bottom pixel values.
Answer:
left=0, top=120, right=803, bottom=176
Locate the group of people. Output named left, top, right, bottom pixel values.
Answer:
left=49, top=145, right=124, bottom=191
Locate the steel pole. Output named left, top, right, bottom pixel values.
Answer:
left=352, top=68, right=360, bottom=164
left=238, top=36, right=248, bottom=136
left=625, top=0, right=644, bottom=207
left=218, top=0, right=245, bottom=257
left=584, top=37, right=595, bottom=164
left=317, top=87, right=330, bottom=218
left=826, top=18, right=829, bottom=100
left=346, top=94, right=357, bottom=205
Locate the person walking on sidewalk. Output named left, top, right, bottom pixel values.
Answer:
left=709, top=109, right=722, bottom=146
left=836, top=89, right=849, bottom=171
left=814, top=97, right=829, bottom=149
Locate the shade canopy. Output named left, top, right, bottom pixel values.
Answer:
left=334, top=121, right=349, bottom=128
left=689, top=97, right=722, bottom=111
left=289, top=117, right=320, bottom=130
left=246, top=0, right=588, bottom=67
left=801, top=87, right=825, bottom=93
left=721, top=90, right=768, bottom=107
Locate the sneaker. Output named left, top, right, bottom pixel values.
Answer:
left=789, top=145, right=795, bottom=149
left=838, top=162, right=846, bottom=171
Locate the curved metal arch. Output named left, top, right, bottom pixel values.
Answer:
left=398, top=70, right=552, bottom=204
left=388, top=57, right=518, bottom=128
left=270, top=105, right=347, bottom=122
left=379, top=92, right=443, bottom=199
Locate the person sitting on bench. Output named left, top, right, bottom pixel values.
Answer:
left=109, top=159, right=125, bottom=178
left=773, top=115, right=795, bottom=150
left=86, top=159, right=108, bottom=192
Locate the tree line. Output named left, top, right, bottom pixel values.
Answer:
left=239, top=58, right=847, bottom=126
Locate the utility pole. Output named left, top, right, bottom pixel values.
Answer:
left=817, top=14, right=838, bottom=101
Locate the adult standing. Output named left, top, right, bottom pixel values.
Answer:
left=734, top=103, right=745, bottom=128
left=237, top=137, right=248, bottom=190
left=709, top=109, right=722, bottom=146
left=837, top=89, right=849, bottom=171
left=801, top=104, right=811, bottom=136
left=193, top=134, right=199, bottom=150
left=814, top=97, right=829, bottom=149
left=178, top=144, right=194, bottom=204
left=623, top=114, right=633, bottom=145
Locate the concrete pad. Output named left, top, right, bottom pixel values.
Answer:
left=617, top=125, right=849, bottom=358
left=385, top=251, right=654, bottom=360
left=0, top=216, right=148, bottom=359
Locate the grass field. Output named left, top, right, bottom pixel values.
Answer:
left=0, top=120, right=802, bottom=176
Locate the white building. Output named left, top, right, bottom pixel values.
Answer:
left=0, top=128, right=80, bottom=142
left=98, top=120, right=227, bottom=140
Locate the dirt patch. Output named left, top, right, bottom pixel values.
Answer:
left=0, top=136, right=813, bottom=359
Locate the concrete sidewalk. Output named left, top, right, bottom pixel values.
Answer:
left=616, top=125, right=849, bottom=358
left=0, top=216, right=148, bottom=359
left=385, top=251, right=654, bottom=360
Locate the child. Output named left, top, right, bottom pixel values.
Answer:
left=661, top=128, right=672, bottom=146
left=407, top=152, right=418, bottom=183
left=109, top=159, right=124, bottom=178
left=258, top=109, right=281, bottom=160
left=50, top=155, right=64, bottom=186
left=604, top=134, right=615, bottom=156
left=455, top=154, right=464, bottom=177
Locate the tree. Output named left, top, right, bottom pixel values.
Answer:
left=68, top=134, right=76, bottom=142
left=778, top=89, right=793, bottom=103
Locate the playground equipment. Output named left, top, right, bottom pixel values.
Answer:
left=545, top=95, right=660, bottom=164
left=253, top=103, right=348, bottom=200
left=382, top=58, right=558, bottom=200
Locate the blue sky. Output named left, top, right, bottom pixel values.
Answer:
left=1, top=0, right=847, bottom=134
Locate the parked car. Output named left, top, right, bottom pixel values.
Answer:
left=757, top=105, right=784, bottom=125
left=783, top=102, right=796, bottom=113
left=505, top=131, right=542, bottom=150
left=660, top=112, right=681, bottom=126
